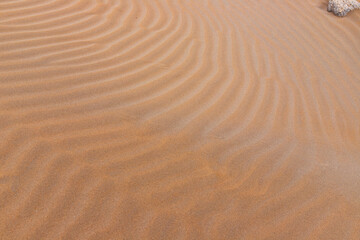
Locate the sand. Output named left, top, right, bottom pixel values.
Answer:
left=0, top=0, right=359, bottom=239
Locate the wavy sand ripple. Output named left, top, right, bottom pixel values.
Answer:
left=0, top=0, right=360, bottom=239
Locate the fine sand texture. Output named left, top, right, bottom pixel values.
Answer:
left=0, top=0, right=360, bottom=239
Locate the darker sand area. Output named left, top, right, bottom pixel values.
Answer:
left=0, top=0, right=360, bottom=239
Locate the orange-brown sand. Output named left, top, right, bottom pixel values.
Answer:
left=0, top=0, right=360, bottom=239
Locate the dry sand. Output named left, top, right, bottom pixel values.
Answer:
left=0, top=0, right=360, bottom=239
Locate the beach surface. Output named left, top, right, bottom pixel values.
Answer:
left=0, top=0, right=360, bottom=239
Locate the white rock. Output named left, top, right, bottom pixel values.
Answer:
left=328, top=0, right=360, bottom=16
